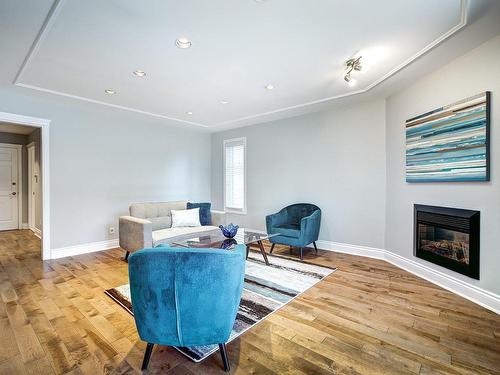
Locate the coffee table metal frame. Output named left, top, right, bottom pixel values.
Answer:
left=171, top=228, right=279, bottom=266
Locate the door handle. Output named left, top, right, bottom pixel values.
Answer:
left=11, top=192, right=16, bottom=196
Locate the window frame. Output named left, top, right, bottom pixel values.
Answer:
left=223, top=137, right=247, bottom=215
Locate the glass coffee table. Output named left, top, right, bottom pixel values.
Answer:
left=172, top=228, right=279, bottom=265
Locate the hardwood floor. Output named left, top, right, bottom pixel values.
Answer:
left=0, top=230, right=499, bottom=374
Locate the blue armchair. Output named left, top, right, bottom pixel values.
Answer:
left=128, top=244, right=246, bottom=372
left=266, top=203, right=321, bottom=261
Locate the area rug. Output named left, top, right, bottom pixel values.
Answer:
left=105, top=251, right=336, bottom=362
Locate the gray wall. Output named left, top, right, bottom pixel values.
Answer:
left=0, top=87, right=211, bottom=249
left=385, top=35, right=500, bottom=295
left=0, top=132, right=28, bottom=223
left=212, top=99, right=386, bottom=249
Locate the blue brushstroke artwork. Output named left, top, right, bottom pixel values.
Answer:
left=406, top=92, right=490, bottom=182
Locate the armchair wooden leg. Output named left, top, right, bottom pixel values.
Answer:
left=300, top=247, right=304, bottom=261
left=124, top=251, right=130, bottom=261
left=270, top=243, right=275, bottom=254
left=141, top=343, right=154, bottom=370
left=219, top=343, right=230, bottom=372
left=246, top=245, right=250, bottom=259
left=313, top=241, right=318, bottom=254
left=289, top=246, right=293, bottom=255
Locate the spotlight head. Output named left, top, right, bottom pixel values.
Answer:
left=344, top=74, right=351, bottom=82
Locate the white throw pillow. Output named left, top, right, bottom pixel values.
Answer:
left=171, top=208, right=201, bottom=228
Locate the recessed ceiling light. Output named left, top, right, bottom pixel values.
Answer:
left=104, top=89, right=116, bottom=95
left=220, top=100, right=229, bottom=105
left=175, top=38, right=192, bottom=49
left=265, top=84, right=274, bottom=90
left=133, top=70, right=146, bottom=77
left=186, top=111, right=193, bottom=115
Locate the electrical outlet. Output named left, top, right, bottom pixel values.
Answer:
left=109, top=226, right=115, bottom=235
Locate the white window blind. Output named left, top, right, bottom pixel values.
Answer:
left=224, top=138, right=246, bottom=212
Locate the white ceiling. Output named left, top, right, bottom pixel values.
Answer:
left=1, top=0, right=497, bottom=130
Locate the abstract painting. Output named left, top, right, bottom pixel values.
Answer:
left=406, top=92, right=490, bottom=182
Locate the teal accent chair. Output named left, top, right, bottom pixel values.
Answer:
left=128, top=244, right=246, bottom=372
left=266, top=203, right=321, bottom=260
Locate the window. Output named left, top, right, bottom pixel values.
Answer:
left=224, top=137, right=246, bottom=213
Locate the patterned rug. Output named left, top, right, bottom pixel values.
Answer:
left=105, top=250, right=336, bottom=362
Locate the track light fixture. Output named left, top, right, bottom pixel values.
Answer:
left=344, top=56, right=362, bottom=84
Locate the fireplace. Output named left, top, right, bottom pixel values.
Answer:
left=414, top=205, right=479, bottom=279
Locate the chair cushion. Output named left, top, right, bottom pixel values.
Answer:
left=152, top=226, right=218, bottom=246
left=187, top=202, right=212, bottom=225
left=275, top=223, right=301, bottom=238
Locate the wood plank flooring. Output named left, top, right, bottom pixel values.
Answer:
left=0, top=230, right=499, bottom=374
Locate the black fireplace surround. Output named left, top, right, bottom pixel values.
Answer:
left=414, top=204, right=480, bottom=279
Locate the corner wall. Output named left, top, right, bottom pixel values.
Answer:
left=385, top=35, right=500, bottom=296
left=211, top=34, right=500, bottom=308
left=0, top=87, right=212, bottom=251
left=211, top=99, right=387, bottom=249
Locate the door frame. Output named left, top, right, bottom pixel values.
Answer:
left=0, top=143, right=22, bottom=230
left=27, top=142, right=36, bottom=233
left=0, top=111, right=50, bottom=260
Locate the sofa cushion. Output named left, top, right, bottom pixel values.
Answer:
left=130, top=201, right=187, bottom=219
left=149, top=216, right=172, bottom=231
left=275, top=223, right=301, bottom=238
left=187, top=202, right=212, bottom=225
left=152, top=226, right=218, bottom=246
left=171, top=208, right=201, bottom=228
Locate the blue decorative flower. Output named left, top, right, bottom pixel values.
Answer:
left=219, top=223, right=239, bottom=238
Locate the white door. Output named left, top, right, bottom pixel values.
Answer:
left=0, top=147, right=19, bottom=231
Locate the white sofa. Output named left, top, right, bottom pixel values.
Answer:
left=119, top=201, right=226, bottom=258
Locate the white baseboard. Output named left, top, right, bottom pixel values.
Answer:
left=45, top=235, right=499, bottom=314
left=319, top=240, right=500, bottom=314
left=315, top=240, right=385, bottom=260
left=31, top=227, right=42, bottom=239
left=22, top=222, right=29, bottom=230
left=51, top=239, right=119, bottom=259
left=384, top=251, right=500, bottom=315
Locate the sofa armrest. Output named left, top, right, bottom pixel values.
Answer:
left=119, top=216, right=153, bottom=253
left=211, top=210, right=227, bottom=226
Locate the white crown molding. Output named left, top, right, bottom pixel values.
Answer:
left=14, top=0, right=468, bottom=129
left=13, top=0, right=208, bottom=129
left=214, top=0, right=469, bottom=127
left=316, top=239, right=500, bottom=315
left=51, top=239, right=119, bottom=259
left=14, top=83, right=209, bottom=128
left=0, top=111, right=50, bottom=127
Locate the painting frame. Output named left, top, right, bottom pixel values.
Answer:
left=406, top=91, right=490, bottom=183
